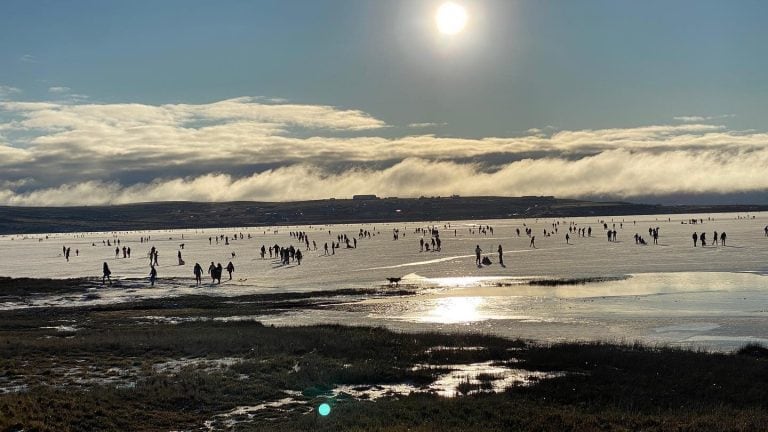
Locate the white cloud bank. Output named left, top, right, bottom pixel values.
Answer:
left=0, top=96, right=767, bottom=205
left=2, top=150, right=768, bottom=206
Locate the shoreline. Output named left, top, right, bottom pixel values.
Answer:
left=2, top=198, right=767, bottom=235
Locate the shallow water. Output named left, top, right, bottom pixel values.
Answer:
left=2, top=212, right=768, bottom=350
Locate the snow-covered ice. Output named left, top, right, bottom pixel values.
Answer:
left=2, top=211, right=768, bottom=350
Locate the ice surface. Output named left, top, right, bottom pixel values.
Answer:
left=2, top=211, right=768, bottom=350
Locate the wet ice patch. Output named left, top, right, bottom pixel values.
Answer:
left=654, top=323, right=721, bottom=333
left=203, top=397, right=311, bottom=430
left=152, top=357, right=243, bottom=374
left=134, top=315, right=210, bottom=325
left=329, top=361, right=563, bottom=400
left=420, top=361, right=563, bottom=397
left=685, top=335, right=768, bottom=344
left=40, top=325, right=79, bottom=332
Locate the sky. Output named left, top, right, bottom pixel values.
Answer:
left=1, top=0, right=768, bottom=206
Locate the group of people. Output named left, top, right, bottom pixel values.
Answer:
left=115, top=246, right=132, bottom=258
left=692, top=231, right=726, bottom=247
left=191, top=261, right=235, bottom=285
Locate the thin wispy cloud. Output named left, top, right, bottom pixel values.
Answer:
left=48, top=86, right=71, bottom=94
left=19, top=54, right=39, bottom=63
left=674, top=114, right=736, bottom=123
left=0, top=85, right=21, bottom=100
left=408, top=122, right=447, bottom=128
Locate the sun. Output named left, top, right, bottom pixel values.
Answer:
left=436, top=2, right=468, bottom=35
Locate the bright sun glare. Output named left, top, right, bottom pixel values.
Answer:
left=436, top=2, right=468, bottom=35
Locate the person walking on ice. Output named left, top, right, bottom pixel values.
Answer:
left=102, top=262, right=112, bottom=286
left=475, top=245, right=482, bottom=266
left=193, top=263, right=203, bottom=286
left=226, top=261, right=235, bottom=280
left=149, top=265, right=157, bottom=286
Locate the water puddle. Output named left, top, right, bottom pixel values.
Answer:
left=203, top=397, right=312, bottom=431
left=153, top=357, right=243, bottom=374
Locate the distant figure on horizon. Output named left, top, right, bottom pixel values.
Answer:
left=193, top=263, right=203, bottom=286
left=102, top=262, right=111, bottom=286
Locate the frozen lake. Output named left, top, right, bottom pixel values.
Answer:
left=2, top=211, right=768, bottom=350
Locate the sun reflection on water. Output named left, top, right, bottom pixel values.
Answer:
left=420, top=297, right=485, bottom=323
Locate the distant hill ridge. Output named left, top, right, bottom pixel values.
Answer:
left=1, top=196, right=767, bottom=234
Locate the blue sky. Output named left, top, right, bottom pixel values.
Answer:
left=1, top=0, right=768, bottom=204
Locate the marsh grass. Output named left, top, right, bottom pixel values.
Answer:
left=2, top=280, right=768, bottom=431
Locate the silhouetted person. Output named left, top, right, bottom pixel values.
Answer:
left=215, top=263, right=223, bottom=284
left=102, top=262, right=112, bottom=286
left=475, top=245, right=482, bottom=266
left=296, top=250, right=303, bottom=265
left=193, top=263, right=203, bottom=286
left=208, top=262, right=216, bottom=283
left=149, top=265, right=157, bottom=286
left=530, top=236, right=536, bottom=248
left=720, top=232, right=726, bottom=246
left=692, top=232, right=698, bottom=247
left=226, top=261, right=235, bottom=280
left=497, top=245, right=504, bottom=266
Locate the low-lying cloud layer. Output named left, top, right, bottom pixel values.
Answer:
left=0, top=94, right=766, bottom=206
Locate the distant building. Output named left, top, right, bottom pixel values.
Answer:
left=352, top=195, right=379, bottom=200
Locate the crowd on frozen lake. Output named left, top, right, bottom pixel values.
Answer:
left=2, top=212, right=768, bottom=350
